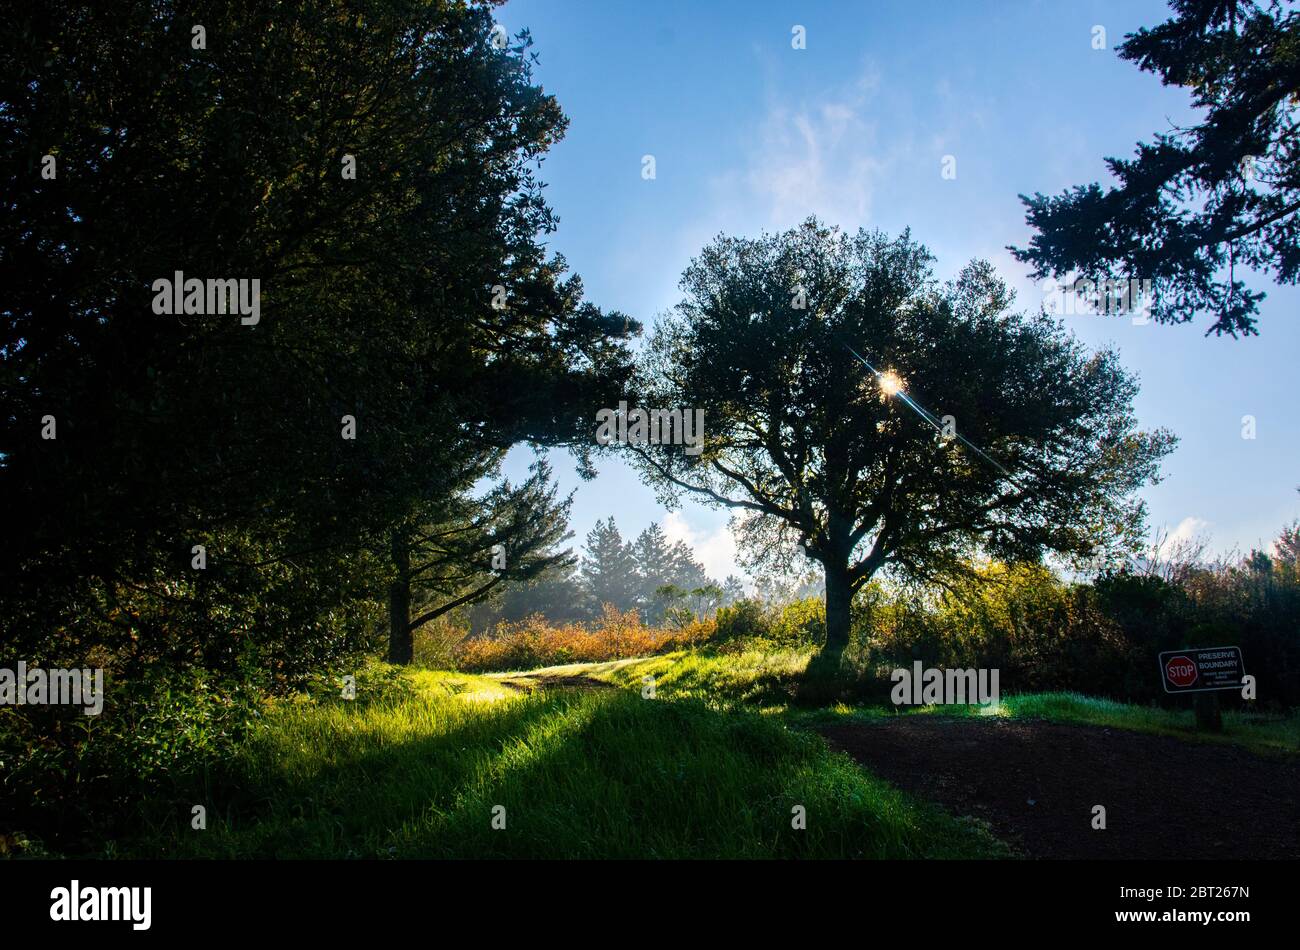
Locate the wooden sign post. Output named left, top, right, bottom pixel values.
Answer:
left=1158, top=646, right=1245, bottom=733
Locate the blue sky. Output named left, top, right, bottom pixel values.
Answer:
left=496, top=0, right=1300, bottom=583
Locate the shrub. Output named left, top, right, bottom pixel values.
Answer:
left=412, top=617, right=467, bottom=670
left=453, top=606, right=716, bottom=672
left=857, top=555, right=1300, bottom=708
left=712, top=596, right=826, bottom=648
left=713, top=599, right=774, bottom=642
left=0, top=667, right=263, bottom=856
left=772, top=597, right=826, bottom=646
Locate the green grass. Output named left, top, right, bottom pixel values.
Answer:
left=120, top=646, right=1297, bottom=859
left=786, top=693, right=1299, bottom=754
left=138, top=666, right=1004, bottom=859
left=978, top=692, right=1297, bottom=755
left=589, top=646, right=819, bottom=710
left=530, top=650, right=1300, bottom=756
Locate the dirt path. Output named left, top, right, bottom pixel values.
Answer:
left=495, top=673, right=616, bottom=692
left=817, top=717, right=1300, bottom=859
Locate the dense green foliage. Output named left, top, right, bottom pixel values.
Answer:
left=0, top=662, right=417, bottom=855
left=866, top=561, right=1299, bottom=708
left=0, top=0, right=638, bottom=853
left=709, top=547, right=1300, bottom=709
left=0, top=667, right=261, bottom=855
left=1, top=0, right=634, bottom=682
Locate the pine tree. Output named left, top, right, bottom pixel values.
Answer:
left=1011, top=0, right=1300, bottom=336
left=665, top=539, right=710, bottom=591
left=580, top=518, right=639, bottom=614
left=720, top=575, right=748, bottom=606
left=386, top=461, right=575, bottom=664
left=0, top=1, right=636, bottom=677
left=628, top=523, right=715, bottom=622
left=630, top=523, right=674, bottom=621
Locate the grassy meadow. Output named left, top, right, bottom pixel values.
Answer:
left=127, top=665, right=1005, bottom=860
left=79, top=635, right=1291, bottom=861
left=7, top=591, right=1297, bottom=861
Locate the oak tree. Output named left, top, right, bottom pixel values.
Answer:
left=632, top=221, right=1174, bottom=655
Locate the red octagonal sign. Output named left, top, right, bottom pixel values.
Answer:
left=1165, top=655, right=1198, bottom=688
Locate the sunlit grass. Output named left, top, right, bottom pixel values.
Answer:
left=139, top=663, right=1004, bottom=859
left=548, top=651, right=1300, bottom=755
left=810, top=691, right=1298, bottom=753
left=593, top=646, right=816, bottom=711
left=997, top=692, right=1299, bottom=754
left=125, top=645, right=1297, bottom=860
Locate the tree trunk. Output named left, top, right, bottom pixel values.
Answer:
left=823, top=563, right=853, bottom=657
left=387, top=529, right=413, bottom=665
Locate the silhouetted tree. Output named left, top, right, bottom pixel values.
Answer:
left=632, top=220, right=1175, bottom=656
left=386, top=461, right=573, bottom=664
left=0, top=1, right=634, bottom=679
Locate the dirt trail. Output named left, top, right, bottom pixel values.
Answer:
left=817, top=717, right=1300, bottom=859
left=495, top=673, right=616, bottom=692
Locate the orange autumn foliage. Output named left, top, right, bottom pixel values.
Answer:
left=453, top=605, right=716, bottom=672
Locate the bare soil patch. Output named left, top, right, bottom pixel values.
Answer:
left=497, top=673, right=616, bottom=692
left=817, top=717, right=1300, bottom=859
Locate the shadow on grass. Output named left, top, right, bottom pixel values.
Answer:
left=138, top=691, right=582, bottom=858
left=793, top=647, right=894, bottom=708
left=144, top=686, right=1005, bottom=859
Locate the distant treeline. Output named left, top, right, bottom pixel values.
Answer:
left=466, top=518, right=747, bottom=631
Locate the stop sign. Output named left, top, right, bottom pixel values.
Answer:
left=1165, top=655, right=1198, bottom=688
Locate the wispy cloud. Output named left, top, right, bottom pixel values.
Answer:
left=703, top=62, right=889, bottom=233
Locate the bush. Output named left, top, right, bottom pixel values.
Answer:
left=712, top=597, right=826, bottom=648
left=858, top=556, right=1300, bottom=709
left=713, top=599, right=773, bottom=642
left=453, top=606, right=716, bottom=672
left=0, top=667, right=264, bottom=856
left=772, top=597, right=826, bottom=646
left=412, top=617, right=467, bottom=670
